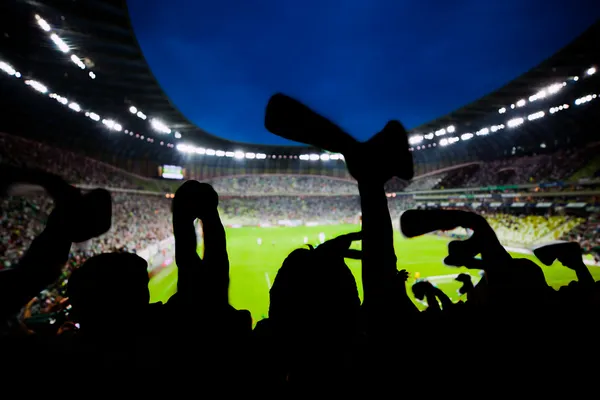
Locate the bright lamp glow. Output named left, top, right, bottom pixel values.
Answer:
left=234, top=151, right=245, bottom=159
left=24, top=80, right=48, bottom=93
left=409, top=135, right=424, bottom=144
left=70, top=55, right=85, bottom=69
left=527, top=111, right=545, bottom=121
left=50, top=33, right=69, bottom=53
left=35, top=15, right=51, bottom=32
left=150, top=119, right=171, bottom=134
left=507, top=117, right=524, bottom=128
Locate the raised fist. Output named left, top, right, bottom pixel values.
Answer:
left=173, top=180, right=219, bottom=221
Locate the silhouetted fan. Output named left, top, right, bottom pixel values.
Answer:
left=533, top=241, right=581, bottom=266
left=265, top=93, right=413, bottom=180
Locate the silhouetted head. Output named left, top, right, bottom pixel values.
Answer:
left=67, top=252, right=150, bottom=330
left=269, top=246, right=360, bottom=339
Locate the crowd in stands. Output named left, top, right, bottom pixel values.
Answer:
left=484, top=213, right=584, bottom=246
left=0, top=132, right=153, bottom=190
left=209, top=175, right=358, bottom=195
left=433, top=147, right=599, bottom=190
left=561, top=213, right=600, bottom=260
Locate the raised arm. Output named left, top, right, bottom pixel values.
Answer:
left=172, top=181, right=229, bottom=307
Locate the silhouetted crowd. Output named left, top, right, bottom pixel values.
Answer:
left=1, top=129, right=599, bottom=390
left=3, top=116, right=600, bottom=390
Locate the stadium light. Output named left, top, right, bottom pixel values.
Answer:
left=587, top=67, right=596, bottom=76
left=435, top=128, right=446, bottom=136
left=423, top=133, right=434, bottom=140
left=35, top=15, right=51, bottom=32
left=196, top=147, right=206, bottom=155
left=129, top=106, right=137, bottom=114
left=89, top=71, right=96, bottom=79
left=206, top=149, right=216, bottom=156
left=507, top=117, right=524, bottom=128
left=49, top=93, right=68, bottom=105
left=234, top=151, right=244, bottom=159
left=70, top=55, right=85, bottom=69
left=409, top=135, right=424, bottom=144
left=446, top=125, right=455, bottom=133
left=246, top=152, right=256, bottom=159
left=498, top=107, right=506, bottom=114
left=174, top=131, right=182, bottom=139
left=299, top=155, right=309, bottom=161
left=0, top=61, right=20, bottom=77
left=68, top=102, right=81, bottom=112
left=448, top=137, right=459, bottom=144
left=439, top=138, right=449, bottom=146
left=461, top=133, right=473, bottom=141
left=24, top=80, right=48, bottom=93
left=476, top=127, right=489, bottom=136
left=215, top=150, right=225, bottom=157
left=547, top=83, right=563, bottom=94
left=49, top=33, right=69, bottom=53
left=88, top=112, right=100, bottom=121
left=320, top=154, right=330, bottom=161
left=102, top=119, right=115, bottom=129
left=309, top=154, right=320, bottom=161
left=527, top=111, right=545, bottom=121
left=256, top=153, right=267, bottom=159
left=136, top=111, right=147, bottom=120
left=516, top=99, right=526, bottom=107
left=225, top=151, right=234, bottom=157
left=150, top=118, right=171, bottom=134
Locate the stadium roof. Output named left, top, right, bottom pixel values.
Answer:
left=1, top=0, right=599, bottom=159
left=417, top=21, right=600, bottom=135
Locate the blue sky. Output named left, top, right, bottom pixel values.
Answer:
left=129, top=0, right=599, bottom=145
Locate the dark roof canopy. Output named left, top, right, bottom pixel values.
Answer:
left=1, top=0, right=599, bottom=158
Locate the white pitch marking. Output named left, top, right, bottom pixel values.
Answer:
left=265, top=272, right=272, bottom=289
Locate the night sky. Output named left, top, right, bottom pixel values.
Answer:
left=128, top=0, right=599, bottom=145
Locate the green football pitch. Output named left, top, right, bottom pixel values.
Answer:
left=148, top=224, right=600, bottom=322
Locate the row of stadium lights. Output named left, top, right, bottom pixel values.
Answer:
left=34, top=14, right=180, bottom=145
left=408, top=65, right=597, bottom=151
left=28, top=12, right=600, bottom=158
left=175, top=143, right=344, bottom=161
left=0, top=58, right=177, bottom=147
left=498, top=67, right=596, bottom=114
left=32, top=13, right=344, bottom=162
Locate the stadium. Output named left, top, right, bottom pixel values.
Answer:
left=1, top=0, right=600, bottom=382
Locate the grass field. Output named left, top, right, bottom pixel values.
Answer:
left=148, top=224, right=600, bottom=322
